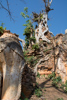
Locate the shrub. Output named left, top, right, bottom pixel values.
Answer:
left=52, top=76, right=62, bottom=88
left=27, top=56, right=34, bottom=64
left=32, top=43, right=39, bottom=51
left=29, top=37, right=36, bottom=43
left=35, top=87, right=42, bottom=97
left=60, top=80, right=67, bottom=93
left=37, top=72, right=40, bottom=78
left=47, top=73, right=62, bottom=88
left=48, top=72, right=55, bottom=79
left=26, top=56, right=37, bottom=67
left=0, top=26, right=4, bottom=36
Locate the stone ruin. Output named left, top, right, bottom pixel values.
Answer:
left=36, top=29, right=67, bottom=83
left=0, top=28, right=67, bottom=100
left=0, top=30, right=36, bottom=100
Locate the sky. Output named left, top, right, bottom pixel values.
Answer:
left=0, top=0, right=67, bottom=40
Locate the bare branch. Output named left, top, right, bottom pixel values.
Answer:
left=43, top=0, right=53, bottom=13
left=0, top=0, right=25, bottom=21
left=50, top=0, right=53, bottom=5
left=49, top=0, right=53, bottom=7
left=0, top=1, right=14, bottom=21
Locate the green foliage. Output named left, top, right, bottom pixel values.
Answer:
left=37, top=72, right=40, bottom=78
left=42, top=74, right=45, bottom=77
left=47, top=72, right=62, bottom=88
left=23, top=20, right=33, bottom=28
left=32, top=43, right=39, bottom=51
left=57, top=98, right=64, bottom=100
left=27, top=56, right=34, bottom=64
left=23, top=50, right=38, bottom=66
left=0, top=26, right=5, bottom=36
left=0, top=26, right=3, bottom=33
left=23, top=19, right=35, bottom=47
left=48, top=72, right=55, bottom=79
left=23, top=50, right=29, bottom=61
left=60, top=80, right=67, bottom=93
left=21, top=7, right=29, bottom=18
left=29, top=37, right=36, bottom=43
left=23, top=50, right=29, bottom=58
left=24, top=7, right=28, bottom=13
left=35, top=87, right=42, bottom=97
left=23, top=26, right=31, bottom=36
left=48, top=72, right=67, bottom=93
left=33, top=13, right=43, bottom=23
left=1, top=23, right=4, bottom=27
left=21, top=7, right=35, bottom=48
left=52, top=76, right=62, bottom=88
left=21, top=12, right=26, bottom=18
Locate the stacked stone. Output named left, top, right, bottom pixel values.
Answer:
left=21, top=65, right=36, bottom=98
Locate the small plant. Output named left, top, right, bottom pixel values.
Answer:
left=0, top=26, right=6, bottom=36
left=57, top=98, right=64, bottom=100
left=37, top=72, right=40, bottom=78
left=23, top=50, right=29, bottom=56
left=42, top=74, right=45, bottom=77
left=52, top=76, right=62, bottom=88
left=0, top=26, right=4, bottom=36
left=47, top=73, right=62, bottom=88
left=27, top=56, right=34, bottom=64
left=29, top=37, right=36, bottom=43
left=21, top=7, right=29, bottom=18
left=60, top=80, right=67, bottom=93
left=32, top=43, right=39, bottom=51
left=48, top=72, right=55, bottom=79
left=35, top=87, right=42, bottom=97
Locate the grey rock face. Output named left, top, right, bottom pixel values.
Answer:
left=0, top=35, right=25, bottom=100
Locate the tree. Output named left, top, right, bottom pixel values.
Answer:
left=33, top=0, right=53, bottom=43
left=32, top=0, right=53, bottom=23
left=21, top=7, right=36, bottom=48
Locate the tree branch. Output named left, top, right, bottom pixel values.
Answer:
left=0, top=1, right=14, bottom=21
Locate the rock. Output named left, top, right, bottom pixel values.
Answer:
left=21, top=65, right=36, bottom=98
left=38, top=65, right=45, bottom=68
left=38, top=70, right=52, bottom=75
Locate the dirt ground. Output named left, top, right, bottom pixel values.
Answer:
left=30, top=76, right=67, bottom=100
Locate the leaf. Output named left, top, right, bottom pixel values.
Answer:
left=24, top=7, right=28, bottom=13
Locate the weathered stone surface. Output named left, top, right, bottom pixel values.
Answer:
left=21, top=65, right=36, bottom=99
left=0, top=30, right=25, bottom=100
left=36, top=29, right=67, bottom=83
left=38, top=70, right=52, bottom=75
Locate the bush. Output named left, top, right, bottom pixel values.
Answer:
left=0, top=26, right=4, bottom=36
left=29, top=36, right=36, bottom=43
left=35, top=87, right=42, bottom=97
left=47, top=73, right=62, bottom=88
left=60, top=80, right=67, bottom=93
left=48, top=72, right=55, bottom=79
left=32, top=43, right=39, bottom=51
left=37, top=72, right=40, bottom=78
left=52, top=76, right=62, bottom=88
